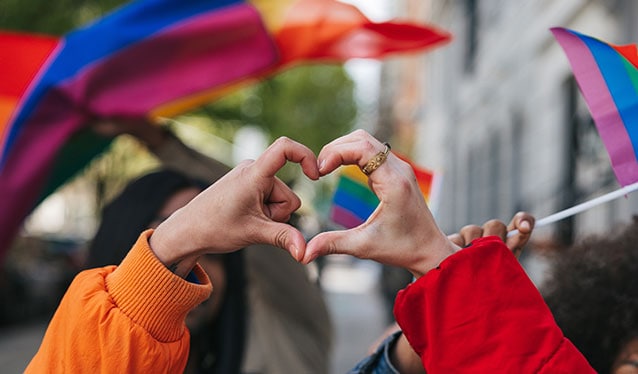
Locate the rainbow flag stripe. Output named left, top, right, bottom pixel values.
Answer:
left=331, top=165, right=379, bottom=228
left=552, top=27, right=638, bottom=186
left=330, top=156, right=440, bottom=229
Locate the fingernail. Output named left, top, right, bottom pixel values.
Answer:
left=520, top=220, right=531, bottom=231
left=318, top=159, right=326, bottom=173
left=291, top=245, right=300, bottom=261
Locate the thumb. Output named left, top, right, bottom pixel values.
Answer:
left=304, top=229, right=365, bottom=264
left=256, top=222, right=307, bottom=262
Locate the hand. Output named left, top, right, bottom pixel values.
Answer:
left=304, top=130, right=459, bottom=278
left=447, top=211, right=535, bottom=258
left=150, top=137, right=319, bottom=277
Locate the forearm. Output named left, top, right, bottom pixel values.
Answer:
left=389, top=333, right=425, bottom=374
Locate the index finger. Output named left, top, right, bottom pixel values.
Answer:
left=254, top=137, right=320, bottom=180
left=317, top=130, right=387, bottom=175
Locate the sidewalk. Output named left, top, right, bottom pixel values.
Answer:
left=0, top=321, right=46, bottom=373
left=321, top=256, right=388, bottom=373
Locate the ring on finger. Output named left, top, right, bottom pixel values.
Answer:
left=361, top=142, right=391, bottom=176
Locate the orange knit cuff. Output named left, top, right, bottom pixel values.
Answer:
left=106, top=229, right=212, bottom=342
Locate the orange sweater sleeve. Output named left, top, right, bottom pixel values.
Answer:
left=25, top=230, right=212, bottom=373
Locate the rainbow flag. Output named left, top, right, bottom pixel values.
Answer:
left=330, top=156, right=441, bottom=229
left=552, top=27, right=638, bottom=186
left=0, top=0, right=452, bottom=257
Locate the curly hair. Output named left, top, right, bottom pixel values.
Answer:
left=541, top=217, right=638, bottom=373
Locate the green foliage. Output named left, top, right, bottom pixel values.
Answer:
left=198, top=64, right=357, bottom=183
left=0, top=0, right=126, bottom=34
left=204, top=64, right=357, bottom=154
left=83, top=136, right=159, bottom=211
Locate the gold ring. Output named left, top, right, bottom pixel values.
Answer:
left=361, top=142, right=391, bottom=176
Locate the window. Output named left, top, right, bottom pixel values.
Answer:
left=464, top=0, right=479, bottom=73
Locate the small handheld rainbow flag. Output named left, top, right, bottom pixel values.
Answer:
left=503, top=28, right=638, bottom=235
left=330, top=155, right=441, bottom=229
left=552, top=27, right=638, bottom=186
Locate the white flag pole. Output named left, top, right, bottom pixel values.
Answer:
left=508, top=181, right=638, bottom=237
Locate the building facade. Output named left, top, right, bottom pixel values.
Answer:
left=382, top=0, right=638, bottom=246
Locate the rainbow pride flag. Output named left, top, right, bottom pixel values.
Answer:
left=552, top=27, right=638, bottom=186
left=0, top=0, right=452, bottom=257
left=330, top=156, right=441, bottom=229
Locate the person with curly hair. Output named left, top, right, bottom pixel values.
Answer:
left=542, top=218, right=638, bottom=374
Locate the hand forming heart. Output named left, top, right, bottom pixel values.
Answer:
left=151, top=129, right=532, bottom=279
left=304, top=129, right=457, bottom=277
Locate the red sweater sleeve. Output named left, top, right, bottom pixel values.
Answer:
left=393, top=236, right=595, bottom=373
left=25, top=230, right=212, bottom=373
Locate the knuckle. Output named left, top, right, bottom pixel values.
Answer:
left=275, top=136, right=291, bottom=143
left=515, top=211, right=535, bottom=223
left=484, top=219, right=506, bottom=231
left=448, top=233, right=464, bottom=246
left=352, top=129, right=367, bottom=138
left=272, top=136, right=292, bottom=150
left=327, top=240, right=339, bottom=256
left=363, top=140, right=378, bottom=154
left=461, top=224, right=481, bottom=233
left=395, top=176, right=413, bottom=195
left=274, top=229, right=288, bottom=249
left=399, top=160, right=414, bottom=175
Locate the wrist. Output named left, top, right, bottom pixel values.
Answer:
left=149, top=223, right=200, bottom=278
left=410, top=233, right=459, bottom=279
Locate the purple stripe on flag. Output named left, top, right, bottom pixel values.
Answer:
left=330, top=205, right=364, bottom=229
left=552, top=27, right=638, bottom=186
left=61, top=4, right=276, bottom=116
left=0, top=99, right=84, bottom=254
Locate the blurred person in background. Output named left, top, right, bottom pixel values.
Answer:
left=542, top=217, right=638, bottom=374
left=85, top=120, right=332, bottom=373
